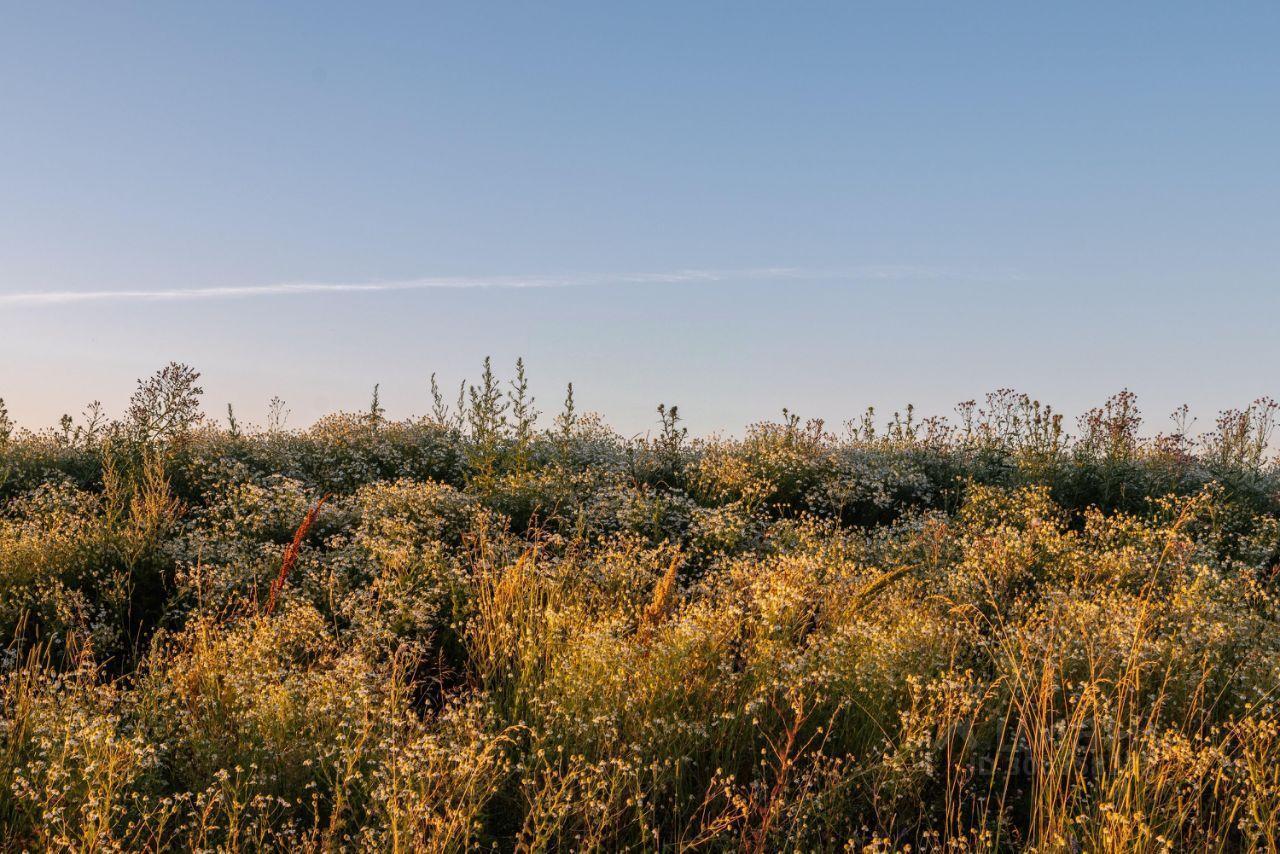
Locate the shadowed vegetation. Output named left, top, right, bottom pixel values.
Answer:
left=2, top=362, right=1280, bottom=851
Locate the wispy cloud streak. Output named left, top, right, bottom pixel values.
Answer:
left=0, top=266, right=988, bottom=307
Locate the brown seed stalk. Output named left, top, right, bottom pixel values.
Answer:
left=265, top=493, right=330, bottom=616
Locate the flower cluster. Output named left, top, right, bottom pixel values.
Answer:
left=2, top=369, right=1280, bottom=849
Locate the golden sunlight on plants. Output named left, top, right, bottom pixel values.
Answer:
left=2, top=364, right=1280, bottom=850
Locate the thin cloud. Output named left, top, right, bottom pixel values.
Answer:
left=0, top=266, right=996, bottom=307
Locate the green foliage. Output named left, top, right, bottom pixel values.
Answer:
left=126, top=363, right=204, bottom=445
left=2, top=362, right=1280, bottom=850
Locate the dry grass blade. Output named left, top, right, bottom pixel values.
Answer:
left=265, top=493, right=331, bottom=616
left=638, top=553, right=682, bottom=640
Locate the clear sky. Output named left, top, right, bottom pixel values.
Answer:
left=2, top=3, right=1278, bottom=436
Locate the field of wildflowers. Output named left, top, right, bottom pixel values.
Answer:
left=2, top=361, right=1280, bottom=851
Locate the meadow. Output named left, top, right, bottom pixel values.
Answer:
left=2, top=360, right=1279, bottom=852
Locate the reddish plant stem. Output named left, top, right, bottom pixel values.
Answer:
left=265, top=493, right=330, bottom=616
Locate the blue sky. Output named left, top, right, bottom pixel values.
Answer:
left=2, top=3, right=1277, bottom=435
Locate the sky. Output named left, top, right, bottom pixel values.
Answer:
left=2, top=2, right=1278, bottom=437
